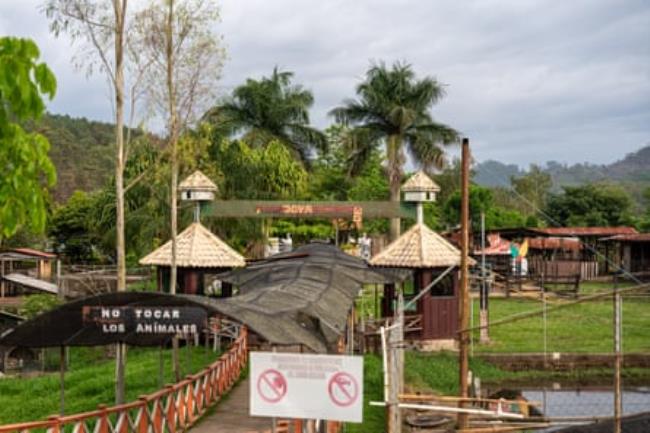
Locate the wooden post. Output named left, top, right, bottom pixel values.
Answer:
left=613, top=277, right=622, bottom=433
left=387, top=321, right=401, bottom=433
left=115, top=342, right=126, bottom=404
left=59, top=346, right=65, bottom=415
left=458, top=137, right=471, bottom=429
left=479, top=211, right=489, bottom=343
left=159, top=344, right=164, bottom=388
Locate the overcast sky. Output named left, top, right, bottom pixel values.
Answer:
left=1, top=0, right=649, bottom=167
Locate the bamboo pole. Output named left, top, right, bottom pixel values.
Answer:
left=458, top=137, right=471, bottom=429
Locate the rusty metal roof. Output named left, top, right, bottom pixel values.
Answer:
left=601, top=233, right=650, bottom=243
left=139, top=222, right=245, bottom=268
left=536, top=227, right=638, bottom=237
left=528, top=237, right=582, bottom=251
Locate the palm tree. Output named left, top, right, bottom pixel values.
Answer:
left=206, top=68, right=326, bottom=165
left=330, top=61, right=459, bottom=240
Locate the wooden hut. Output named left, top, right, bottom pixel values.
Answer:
left=370, top=222, right=465, bottom=347
left=139, top=222, right=245, bottom=296
left=601, top=233, right=650, bottom=277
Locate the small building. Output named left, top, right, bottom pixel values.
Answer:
left=371, top=223, right=465, bottom=346
left=601, top=233, right=650, bottom=277
left=1, top=248, right=58, bottom=297
left=533, top=226, right=638, bottom=277
left=139, top=222, right=245, bottom=296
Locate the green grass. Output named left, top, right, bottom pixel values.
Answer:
left=470, top=297, right=650, bottom=353
left=0, top=345, right=221, bottom=424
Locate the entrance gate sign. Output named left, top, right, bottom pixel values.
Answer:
left=82, top=306, right=207, bottom=335
left=250, top=352, right=363, bottom=423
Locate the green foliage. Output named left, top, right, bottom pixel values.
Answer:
left=24, top=113, right=119, bottom=202
left=206, top=68, right=326, bottom=165
left=18, top=294, right=62, bottom=319
left=443, top=184, right=525, bottom=230
left=0, top=37, right=57, bottom=240
left=49, top=191, right=99, bottom=262
left=330, top=60, right=457, bottom=232
left=510, top=164, right=553, bottom=215
left=545, top=183, right=635, bottom=227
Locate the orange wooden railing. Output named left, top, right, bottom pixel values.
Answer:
left=0, top=327, right=248, bottom=433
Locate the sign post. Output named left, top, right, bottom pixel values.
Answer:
left=250, top=352, right=363, bottom=423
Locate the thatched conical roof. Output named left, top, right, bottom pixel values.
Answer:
left=178, top=170, right=218, bottom=192
left=370, top=223, right=467, bottom=268
left=402, top=170, right=440, bottom=192
left=139, top=222, right=244, bottom=268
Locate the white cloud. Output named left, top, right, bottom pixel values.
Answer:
left=1, top=0, right=648, bottom=166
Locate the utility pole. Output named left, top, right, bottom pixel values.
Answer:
left=458, top=138, right=471, bottom=429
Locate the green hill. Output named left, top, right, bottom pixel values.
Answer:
left=475, top=145, right=650, bottom=201
left=25, top=113, right=116, bottom=202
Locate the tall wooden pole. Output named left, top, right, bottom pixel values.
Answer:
left=613, top=280, right=622, bottom=433
left=458, top=138, right=471, bottom=429
left=59, top=345, right=65, bottom=415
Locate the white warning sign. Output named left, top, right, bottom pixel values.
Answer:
left=249, top=352, right=363, bottom=423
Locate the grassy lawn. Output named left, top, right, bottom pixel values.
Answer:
left=470, top=296, right=650, bottom=353
left=0, top=345, right=220, bottom=424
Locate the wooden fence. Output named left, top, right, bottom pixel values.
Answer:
left=0, top=328, right=248, bottom=433
left=528, top=258, right=599, bottom=281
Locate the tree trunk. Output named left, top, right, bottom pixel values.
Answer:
left=113, top=0, right=127, bottom=406
left=166, top=0, right=181, bottom=383
left=387, top=135, right=402, bottom=241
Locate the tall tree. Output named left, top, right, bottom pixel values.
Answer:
left=134, top=0, right=224, bottom=380
left=45, top=0, right=130, bottom=404
left=330, top=61, right=458, bottom=240
left=0, top=37, right=57, bottom=242
left=545, top=184, right=635, bottom=227
left=206, top=68, right=326, bottom=165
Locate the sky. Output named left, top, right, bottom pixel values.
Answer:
left=1, top=0, right=649, bottom=167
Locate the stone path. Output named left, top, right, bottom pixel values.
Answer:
left=193, top=378, right=275, bottom=433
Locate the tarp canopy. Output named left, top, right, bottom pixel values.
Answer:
left=213, top=242, right=411, bottom=352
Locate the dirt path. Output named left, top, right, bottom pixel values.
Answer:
left=192, top=378, right=275, bottom=433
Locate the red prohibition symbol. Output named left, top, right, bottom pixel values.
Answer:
left=328, top=372, right=359, bottom=407
left=257, top=369, right=287, bottom=403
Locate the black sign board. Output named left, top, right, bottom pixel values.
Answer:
left=82, top=306, right=207, bottom=335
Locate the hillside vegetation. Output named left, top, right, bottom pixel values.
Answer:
left=23, top=113, right=128, bottom=202
left=475, top=145, right=650, bottom=202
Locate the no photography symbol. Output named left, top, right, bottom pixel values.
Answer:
left=257, top=369, right=287, bottom=403
left=328, top=372, right=359, bottom=407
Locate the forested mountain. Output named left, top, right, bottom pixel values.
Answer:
left=24, top=113, right=117, bottom=202
left=475, top=145, right=650, bottom=193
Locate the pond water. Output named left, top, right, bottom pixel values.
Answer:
left=520, top=387, right=650, bottom=432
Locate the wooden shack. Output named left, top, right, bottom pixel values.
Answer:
left=370, top=223, right=464, bottom=347
left=601, top=233, right=650, bottom=277
left=139, top=222, right=245, bottom=296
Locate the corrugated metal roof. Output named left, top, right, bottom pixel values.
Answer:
left=528, top=237, right=582, bottom=250
left=402, top=170, right=440, bottom=192
left=601, top=234, right=650, bottom=242
left=139, top=222, right=245, bottom=268
left=536, top=227, right=638, bottom=237
left=2, top=273, right=58, bottom=294
left=474, top=233, right=511, bottom=256
left=370, top=223, right=470, bottom=268
left=9, top=248, right=56, bottom=259
left=178, top=170, right=218, bottom=191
